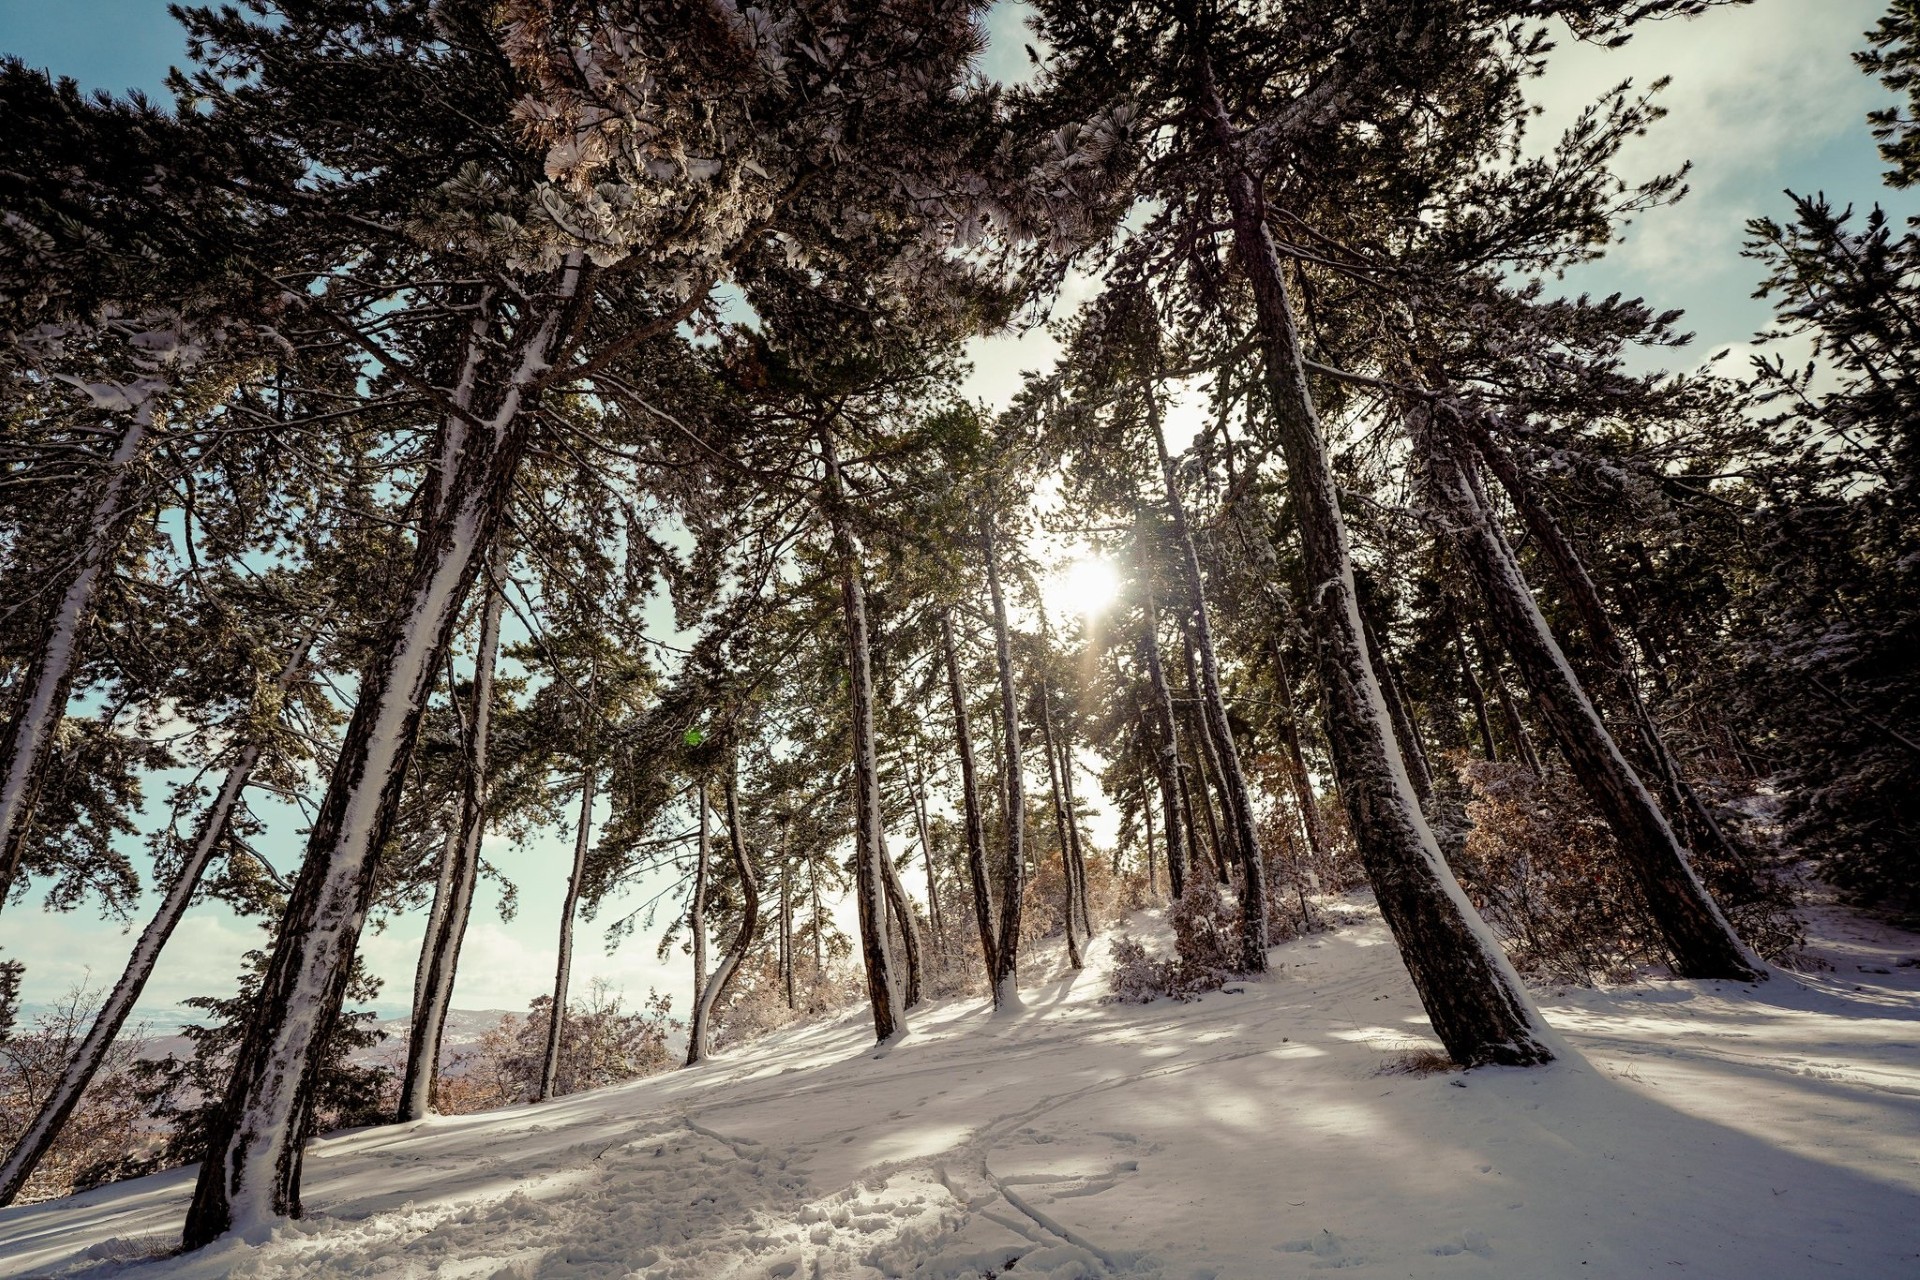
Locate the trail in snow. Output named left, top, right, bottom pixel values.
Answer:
left=4, top=891, right=1919, bottom=1278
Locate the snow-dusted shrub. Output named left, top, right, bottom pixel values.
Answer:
left=1107, top=883, right=1244, bottom=1003
left=440, top=980, right=674, bottom=1111
left=0, top=985, right=154, bottom=1204
left=1454, top=758, right=1663, bottom=984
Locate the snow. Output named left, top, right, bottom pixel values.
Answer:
left=5, top=894, right=1919, bottom=1278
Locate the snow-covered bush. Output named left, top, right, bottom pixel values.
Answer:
left=1107, top=883, right=1244, bottom=1003
left=441, top=981, right=674, bottom=1111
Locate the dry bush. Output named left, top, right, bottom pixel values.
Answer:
left=436, top=980, right=674, bottom=1113
left=1107, top=881, right=1243, bottom=1003
left=0, top=985, right=158, bottom=1203
left=1454, top=757, right=1665, bottom=984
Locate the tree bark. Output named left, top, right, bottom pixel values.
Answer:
left=543, top=761, right=597, bottom=1097
left=819, top=424, right=905, bottom=1042
left=0, top=412, right=149, bottom=912
left=184, top=258, right=584, bottom=1249
left=942, top=610, right=1000, bottom=985
left=1036, top=673, right=1084, bottom=969
left=1423, top=415, right=1762, bottom=981
left=683, top=784, right=711, bottom=1067
left=1150, top=388, right=1269, bottom=966
left=0, top=629, right=313, bottom=1206
left=1053, top=708, right=1093, bottom=942
left=1135, top=536, right=1192, bottom=900
left=980, top=513, right=1026, bottom=1011
left=1359, top=602, right=1436, bottom=816
left=1179, top=28, right=1553, bottom=1066
left=909, top=762, right=947, bottom=963
left=398, top=573, right=505, bottom=1122
left=879, top=834, right=924, bottom=1009
left=1266, top=639, right=1331, bottom=868
left=687, top=762, right=761, bottom=1060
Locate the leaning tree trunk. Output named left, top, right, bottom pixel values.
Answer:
left=687, top=763, right=762, bottom=1061
left=1149, top=386, right=1269, bottom=967
left=1180, top=29, right=1553, bottom=1067
left=879, top=835, right=925, bottom=1009
left=0, top=629, right=314, bottom=1207
left=1464, top=416, right=1755, bottom=883
left=1471, top=618, right=1543, bottom=774
left=1450, top=614, right=1500, bottom=761
left=398, top=574, right=506, bottom=1122
left=1266, top=639, right=1331, bottom=871
left=941, top=610, right=1000, bottom=985
left=1035, top=675, right=1084, bottom=970
left=0, top=412, right=149, bottom=912
left=684, top=784, right=711, bottom=1066
left=542, top=761, right=598, bottom=1098
left=1423, top=413, right=1762, bottom=981
left=1359, top=602, right=1436, bottom=817
left=1135, top=534, right=1192, bottom=900
left=909, top=762, right=948, bottom=962
left=980, top=512, right=1026, bottom=1011
left=184, top=259, right=582, bottom=1250
left=819, top=425, right=905, bottom=1042
left=1052, top=708, right=1094, bottom=941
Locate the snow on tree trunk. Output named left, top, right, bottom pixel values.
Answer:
left=981, top=513, right=1027, bottom=1012
left=1182, top=41, right=1554, bottom=1067
left=0, top=411, right=149, bottom=913
left=399, top=576, right=506, bottom=1122
left=542, top=761, right=597, bottom=1100
left=1149, top=389, right=1269, bottom=967
left=684, top=784, right=711, bottom=1067
left=0, top=629, right=314, bottom=1206
left=819, top=425, right=905, bottom=1043
left=183, top=263, right=580, bottom=1249
left=1423, top=414, right=1763, bottom=982
left=941, top=610, right=1000, bottom=987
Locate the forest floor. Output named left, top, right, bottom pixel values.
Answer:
left=3, top=890, right=1918, bottom=1280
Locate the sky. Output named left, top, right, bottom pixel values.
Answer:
left=0, top=0, right=1906, bottom=1028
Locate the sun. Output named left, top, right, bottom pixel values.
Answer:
left=1052, top=556, right=1123, bottom=618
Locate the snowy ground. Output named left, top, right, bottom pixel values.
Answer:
left=4, top=894, right=1918, bottom=1280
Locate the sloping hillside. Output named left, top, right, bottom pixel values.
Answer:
left=4, top=896, right=1918, bottom=1279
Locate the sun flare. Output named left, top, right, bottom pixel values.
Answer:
left=1053, top=556, right=1123, bottom=618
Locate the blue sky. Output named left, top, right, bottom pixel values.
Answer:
left=0, top=1, right=1908, bottom=1026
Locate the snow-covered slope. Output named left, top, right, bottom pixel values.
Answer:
left=4, top=896, right=1918, bottom=1279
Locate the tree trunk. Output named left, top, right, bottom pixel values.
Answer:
left=1472, top=618, right=1543, bottom=775
left=880, top=835, right=924, bottom=1009
left=1036, top=674, right=1084, bottom=969
left=0, top=629, right=313, bottom=1206
left=1266, top=639, right=1331, bottom=868
left=1135, top=536, right=1192, bottom=900
left=809, top=857, right=824, bottom=1012
left=819, top=424, right=905, bottom=1042
left=0, top=413, right=149, bottom=912
left=909, top=762, right=947, bottom=963
left=1053, top=710, right=1094, bottom=941
left=543, top=761, right=597, bottom=1097
left=184, top=258, right=583, bottom=1249
left=683, top=784, right=711, bottom=1067
left=1423, top=415, right=1762, bottom=981
left=1359, top=603, right=1436, bottom=816
left=1143, top=795, right=1160, bottom=899
left=981, top=513, right=1027, bottom=1010
left=1452, top=616, right=1500, bottom=761
left=1150, top=388, right=1269, bottom=966
left=398, top=574, right=505, bottom=1122
left=1465, top=418, right=1752, bottom=880
left=1179, top=31, right=1553, bottom=1066
left=779, top=843, right=795, bottom=1011
left=688, top=763, right=761, bottom=1060
left=941, top=609, right=1000, bottom=985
